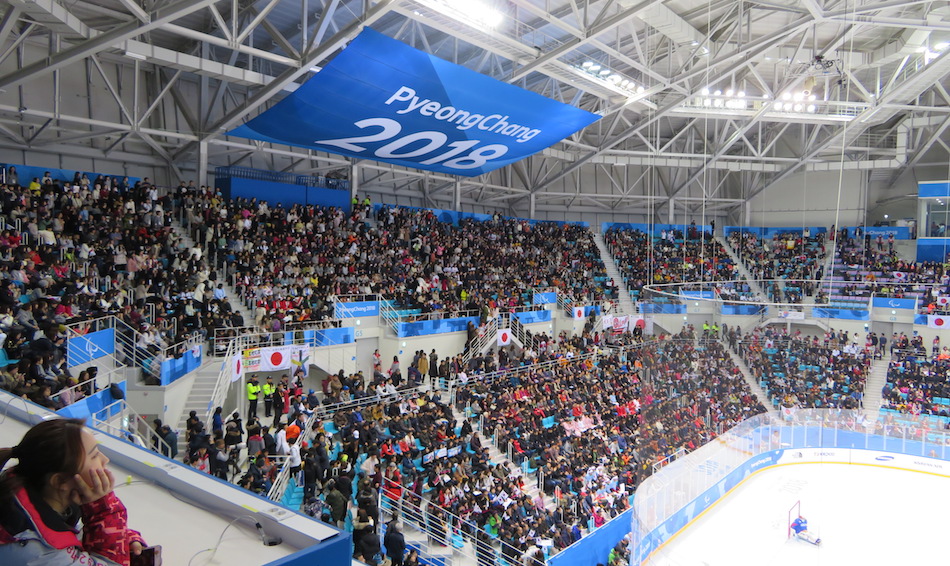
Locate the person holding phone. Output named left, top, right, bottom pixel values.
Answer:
left=0, top=418, right=151, bottom=565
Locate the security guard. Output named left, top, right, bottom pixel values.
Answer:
left=262, top=375, right=276, bottom=418
left=247, top=374, right=261, bottom=420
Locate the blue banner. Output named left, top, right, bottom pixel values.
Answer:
left=721, top=304, right=762, bottom=315
left=872, top=297, right=917, bottom=310
left=514, top=310, right=552, bottom=324
left=67, top=328, right=115, bottom=368
left=334, top=300, right=380, bottom=318
left=57, top=381, right=126, bottom=420
left=533, top=292, right=557, bottom=305
left=919, top=181, right=950, bottom=198
left=229, top=29, right=599, bottom=177
left=680, top=290, right=714, bottom=299
left=640, top=304, right=687, bottom=314
left=812, top=307, right=870, bottom=320
left=160, top=345, right=203, bottom=386
left=846, top=226, right=911, bottom=240
left=397, top=316, right=479, bottom=338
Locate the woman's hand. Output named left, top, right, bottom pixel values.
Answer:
left=130, top=542, right=144, bottom=556
left=71, top=468, right=115, bottom=505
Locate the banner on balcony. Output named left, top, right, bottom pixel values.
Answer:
left=227, top=29, right=599, bottom=177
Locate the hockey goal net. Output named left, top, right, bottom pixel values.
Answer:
left=787, top=500, right=801, bottom=539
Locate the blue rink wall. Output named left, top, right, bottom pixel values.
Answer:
left=631, top=426, right=950, bottom=564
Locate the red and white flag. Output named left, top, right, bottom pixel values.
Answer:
left=928, top=315, right=950, bottom=328
left=260, top=345, right=294, bottom=371
left=230, top=356, right=244, bottom=383
left=937, top=296, right=950, bottom=307
left=497, top=329, right=512, bottom=346
left=573, top=307, right=585, bottom=319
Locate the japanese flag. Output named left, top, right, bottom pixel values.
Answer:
left=928, top=315, right=950, bottom=328
left=261, top=346, right=293, bottom=371
left=574, top=307, right=585, bottom=319
left=230, top=356, right=243, bottom=383
left=937, top=296, right=950, bottom=307
left=498, top=329, right=512, bottom=346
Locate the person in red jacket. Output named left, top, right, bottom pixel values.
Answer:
left=0, top=418, right=149, bottom=565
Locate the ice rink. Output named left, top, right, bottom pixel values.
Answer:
left=649, top=462, right=948, bottom=565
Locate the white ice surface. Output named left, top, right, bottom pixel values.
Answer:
left=649, top=463, right=947, bottom=566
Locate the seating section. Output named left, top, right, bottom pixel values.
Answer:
left=604, top=227, right=738, bottom=304
left=881, top=341, right=950, bottom=429
left=826, top=232, right=947, bottom=311
left=726, top=231, right=826, bottom=303
left=0, top=177, right=222, bottom=406
left=736, top=329, right=869, bottom=410
left=194, top=198, right=612, bottom=334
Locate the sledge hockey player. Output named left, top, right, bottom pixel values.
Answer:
left=790, top=515, right=821, bottom=546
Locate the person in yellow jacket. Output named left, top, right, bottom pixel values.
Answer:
left=262, top=376, right=276, bottom=418
left=247, top=374, right=261, bottom=420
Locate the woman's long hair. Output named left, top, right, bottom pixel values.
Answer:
left=0, top=418, right=87, bottom=501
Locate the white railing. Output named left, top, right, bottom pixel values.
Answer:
left=379, top=300, right=401, bottom=336
left=89, top=399, right=174, bottom=458
left=461, top=316, right=498, bottom=364
left=206, top=337, right=238, bottom=429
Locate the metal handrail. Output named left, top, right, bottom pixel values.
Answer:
left=90, top=399, right=174, bottom=458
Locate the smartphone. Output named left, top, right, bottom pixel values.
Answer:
left=130, top=545, right=162, bottom=566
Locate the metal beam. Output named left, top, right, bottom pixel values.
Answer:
left=201, top=0, right=400, bottom=141
left=0, top=0, right=220, bottom=90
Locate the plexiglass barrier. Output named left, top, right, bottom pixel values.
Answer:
left=631, top=409, right=950, bottom=564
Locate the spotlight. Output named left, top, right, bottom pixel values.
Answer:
left=793, top=103, right=803, bottom=111
left=599, top=69, right=610, bottom=76
left=737, top=91, right=745, bottom=98
left=806, top=104, right=816, bottom=113
left=774, top=102, right=784, bottom=111
left=725, top=89, right=734, bottom=97
left=582, top=61, right=594, bottom=69
left=714, top=90, right=722, bottom=96
left=701, top=88, right=710, bottom=96
left=782, top=92, right=792, bottom=101
left=608, top=74, right=622, bottom=83
left=636, top=85, right=645, bottom=93
left=589, top=64, right=601, bottom=72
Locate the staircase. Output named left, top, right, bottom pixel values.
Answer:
left=591, top=230, right=636, bottom=315
left=726, top=347, right=779, bottom=419
left=169, top=218, right=255, bottom=330
left=715, top=235, right=767, bottom=299
left=173, top=359, right=224, bottom=456
left=862, top=357, right=889, bottom=421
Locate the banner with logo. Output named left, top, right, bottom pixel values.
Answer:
left=228, top=29, right=599, bottom=177
left=872, top=297, right=917, bottom=310
left=66, top=328, right=115, bottom=368
left=257, top=344, right=309, bottom=372
left=778, top=310, right=806, bottom=320
left=334, top=300, right=380, bottom=318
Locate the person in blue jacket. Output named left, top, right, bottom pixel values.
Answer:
left=791, top=515, right=821, bottom=545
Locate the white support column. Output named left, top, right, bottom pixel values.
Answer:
left=454, top=180, right=461, bottom=211
left=918, top=197, right=928, bottom=237
left=668, top=197, right=675, bottom=223
left=349, top=160, right=360, bottom=201
left=529, top=193, right=536, bottom=219
left=198, top=141, right=208, bottom=187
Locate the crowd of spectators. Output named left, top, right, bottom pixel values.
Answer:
left=735, top=327, right=870, bottom=410
left=881, top=335, right=950, bottom=417
left=188, top=197, right=612, bottom=341
left=604, top=226, right=738, bottom=300
left=726, top=230, right=826, bottom=303
left=829, top=232, right=949, bottom=311
left=0, top=172, right=236, bottom=406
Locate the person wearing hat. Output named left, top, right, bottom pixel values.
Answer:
left=262, top=376, right=276, bottom=418
left=246, top=374, right=261, bottom=421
